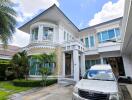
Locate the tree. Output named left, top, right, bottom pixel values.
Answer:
left=31, top=53, right=56, bottom=71
left=39, top=67, right=50, bottom=87
left=11, top=50, right=29, bottom=80
left=0, top=0, right=16, bottom=47
left=31, top=53, right=56, bottom=86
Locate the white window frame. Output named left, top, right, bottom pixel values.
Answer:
left=89, top=34, right=95, bottom=48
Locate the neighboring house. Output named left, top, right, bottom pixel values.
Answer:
left=0, top=44, right=20, bottom=60
left=0, top=44, right=19, bottom=80
left=19, top=4, right=128, bottom=82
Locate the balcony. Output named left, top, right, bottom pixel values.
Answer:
left=84, top=41, right=122, bottom=55
left=62, top=39, right=85, bottom=52
left=98, top=42, right=121, bottom=53
left=22, top=40, right=56, bottom=52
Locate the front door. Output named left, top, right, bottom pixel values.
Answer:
left=65, top=53, right=71, bottom=77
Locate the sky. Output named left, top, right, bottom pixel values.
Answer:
left=9, top=0, right=125, bottom=47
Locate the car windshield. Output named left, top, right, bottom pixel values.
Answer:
left=83, top=70, right=115, bottom=81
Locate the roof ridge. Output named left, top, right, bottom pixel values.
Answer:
left=79, top=17, right=123, bottom=31
left=18, top=4, right=123, bottom=32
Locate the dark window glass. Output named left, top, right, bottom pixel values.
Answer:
left=85, top=37, right=89, bottom=48
left=32, top=27, right=38, bottom=40
left=43, top=27, right=53, bottom=40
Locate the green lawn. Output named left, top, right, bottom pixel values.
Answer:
left=0, top=81, right=31, bottom=100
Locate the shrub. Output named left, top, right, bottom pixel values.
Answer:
left=12, top=79, right=57, bottom=87
left=45, top=79, right=57, bottom=86
left=0, top=64, right=6, bottom=81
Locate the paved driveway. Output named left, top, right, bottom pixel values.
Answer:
left=10, top=84, right=73, bottom=100
left=10, top=84, right=131, bottom=100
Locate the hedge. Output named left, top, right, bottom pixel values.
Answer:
left=12, top=79, right=57, bottom=87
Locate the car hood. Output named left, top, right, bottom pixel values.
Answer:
left=76, top=79, right=118, bottom=93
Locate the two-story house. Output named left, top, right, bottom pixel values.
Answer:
left=19, top=4, right=126, bottom=82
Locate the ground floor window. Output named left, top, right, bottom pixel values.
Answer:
left=29, top=58, right=55, bottom=75
left=85, top=59, right=101, bottom=69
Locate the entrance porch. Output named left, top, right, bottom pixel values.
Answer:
left=62, top=50, right=85, bottom=82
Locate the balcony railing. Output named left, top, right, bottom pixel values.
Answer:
left=62, top=39, right=85, bottom=52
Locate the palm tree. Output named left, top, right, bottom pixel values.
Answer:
left=0, top=0, right=16, bottom=47
left=11, top=51, right=29, bottom=80
left=39, top=67, right=50, bottom=87
left=31, top=53, right=56, bottom=86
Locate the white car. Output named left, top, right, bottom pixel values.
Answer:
left=73, top=64, right=124, bottom=100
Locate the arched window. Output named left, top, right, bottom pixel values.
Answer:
left=43, top=27, right=53, bottom=40
left=31, top=27, right=38, bottom=41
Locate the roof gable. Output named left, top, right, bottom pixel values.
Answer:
left=19, top=4, right=79, bottom=33
left=19, top=4, right=123, bottom=33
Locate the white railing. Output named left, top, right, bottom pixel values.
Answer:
left=21, top=41, right=56, bottom=52
left=98, top=42, right=121, bottom=53
left=62, top=39, right=85, bottom=52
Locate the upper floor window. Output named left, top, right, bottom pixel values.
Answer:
left=85, top=35, right=95, bottom=48
left=90, top=36, right=94, bottom=47
left=64, top=31, right=66, bottom=40
left=85, top=37, right=89, bottom=48
left=115, top=28, right=120, bottom=37
left=102, top=31, right=109, bottom=41
left=70, top=35, right=72, bottom=40
left=31, top=27, right=38, bottom=41
left=43, top=27, right=53, bottom=40
left=108, top=29, right=115, bottom=39
left=97, top=28, right=120, bottom=43
left=67, top=33, right=69, bottom=41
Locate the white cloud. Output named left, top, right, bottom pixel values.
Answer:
left=10, top=29, right=30, bottom=47
left=19, top=0, right=59, bottom=14
left=88, top=0, right=125, bottom=26
left=9, top=0, right=60, bottom=47
left=11, top=0, right=59, bottom=23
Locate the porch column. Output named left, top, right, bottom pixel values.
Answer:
left=62, top=52, right=65, bottom=77
left=38, top=25, right=43, bottom=41
left=81, top=53, right=85, bottom=76
left=73, top=49, right=79, bottom=82
left=71, top=54, right=74, bottom=77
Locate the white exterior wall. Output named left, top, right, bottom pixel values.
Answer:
left=58, top=23, right=76, bottom=43
left=29, top=22, right=58, bottom=43
left=58, top=25, right=64, bottom=43
left=29, top=22, right=76, bottom=44
left=79, top=19, right=122, bottom=56
left=123, top=55, right=132, bottom=77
